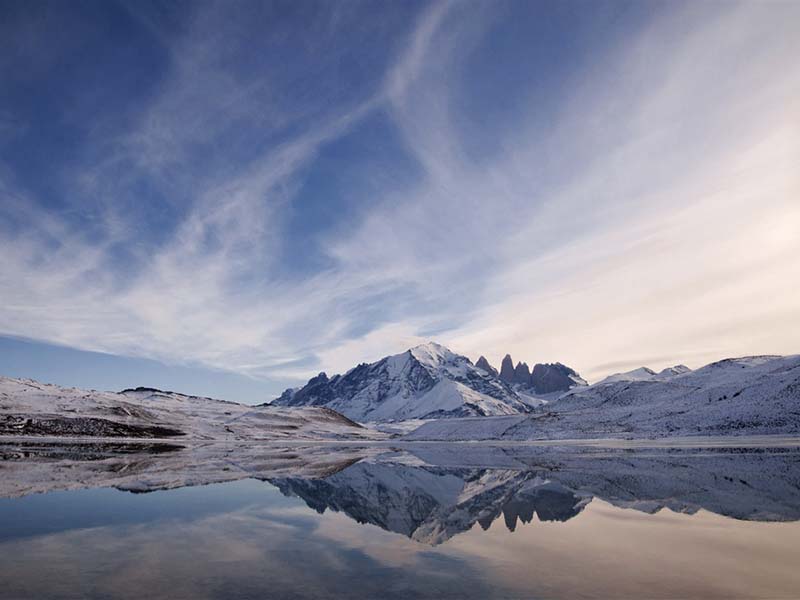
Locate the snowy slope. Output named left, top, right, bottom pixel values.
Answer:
left=272, top=342, right=531, bottom=422
left=404, top=354, right=800, bottom=440
left=595, top=365, right=691, bottom=385
left=597, top=366, right=657, bottom=385
left=0, top=377, right=383, bottom=441
left=597, top=364, right=691, bottom=385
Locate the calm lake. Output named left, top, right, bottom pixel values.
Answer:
left=1, top=440, right=799, bottom=599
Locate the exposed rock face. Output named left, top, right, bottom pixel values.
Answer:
left=499, top=354, right=516, bottom=384
left=0, top=414, right=184, bottom=438
left=475, top=356, right=498, bottom=377
left=514, top=362, right=532, bottom=386
left=494, top=353, right=585, bottom=395
left=530, top=363, right=585, bottom=394
left=280, top=372, right=337, bottom=407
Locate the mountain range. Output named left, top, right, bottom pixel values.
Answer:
left=1, top=341, right=798, bottom=441
left=271, top=342, right=586, bottom=422
left=406, top=354, right=800, bottom=440
left=272, top=342, right=800, bottom=438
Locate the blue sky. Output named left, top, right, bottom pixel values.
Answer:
left=1, top=0, right=798, bottom=403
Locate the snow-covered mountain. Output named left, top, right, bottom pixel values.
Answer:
left=597, top=364, right=691, bottom=385
left=0, top=376, right=383, bottom=441
left=271, top=342, right=532, bottom=422
left=405, top=354, right=800, bottom=441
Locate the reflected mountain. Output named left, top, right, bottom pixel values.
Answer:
left=270, top=465, right=587, bottom=544
left=270, top=444, right=800, bottom=544
left=2, top=440, right=799, bottom=545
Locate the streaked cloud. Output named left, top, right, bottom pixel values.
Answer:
left=0, top=0, right=797, bottom=390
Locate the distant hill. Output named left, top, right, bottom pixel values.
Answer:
left=0, top=377, right=381, bottom=441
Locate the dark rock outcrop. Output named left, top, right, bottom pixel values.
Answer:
left=0, top=414, right=185, bottom=438
left=514, top=362, right=532, bottom=386
left=475, top=356, right=498, bottom=377
left=499, top=354, right=516, bottom=384
left=495, top=352, right=585, bottom=395
left=530, top=363, right=583, bottom=394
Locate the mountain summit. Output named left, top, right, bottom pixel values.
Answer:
left=272, top=342, right=532, bottom=422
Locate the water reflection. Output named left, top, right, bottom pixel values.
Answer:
left=1, top=441, right=799, bottom=598
left=269, top=445, right=800, bottom=545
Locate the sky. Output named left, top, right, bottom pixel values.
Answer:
left=0, top=0, right=798, bottom=403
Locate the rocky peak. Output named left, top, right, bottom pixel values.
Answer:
left=409, top=342, right=460, bottom=370
left=308, top=372, right=329, bottom=385
left=514, top=361, right=532, bottom=385
left=500, top=354, right=515, bottom=383
left=530, top=363, right=585, bottom=394
left=475, top=356, right=498, bottom=377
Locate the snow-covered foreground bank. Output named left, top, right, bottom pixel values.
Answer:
left=0, top=377, right=384, bottom=442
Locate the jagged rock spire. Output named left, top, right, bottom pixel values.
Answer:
left=499, top=354, right=515, bottom=383
left=514, top=361, right=532, bottom=385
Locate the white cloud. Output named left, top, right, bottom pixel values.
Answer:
left=0, top=1, right=798, bottom=387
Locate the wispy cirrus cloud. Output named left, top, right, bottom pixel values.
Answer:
left=0, top=0, right=797, bottom=392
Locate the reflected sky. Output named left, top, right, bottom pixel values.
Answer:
left=1, top=445, right=800, bottom=599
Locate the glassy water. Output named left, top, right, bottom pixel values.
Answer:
left=1, top=441, right=799, bottom=599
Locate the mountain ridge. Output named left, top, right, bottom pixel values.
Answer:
left=271, top=342, right=537, bottom=422
left=271, top=342, right=588, bottom=422
left=404, top=354, right=800, bottom=441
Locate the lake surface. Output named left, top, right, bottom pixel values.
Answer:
left=1, top=440, right=799, bottom=599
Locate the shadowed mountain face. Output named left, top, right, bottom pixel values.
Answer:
left=3, top=441, right=797, bottom=546
left=488, top=354, right=587, bottom=394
